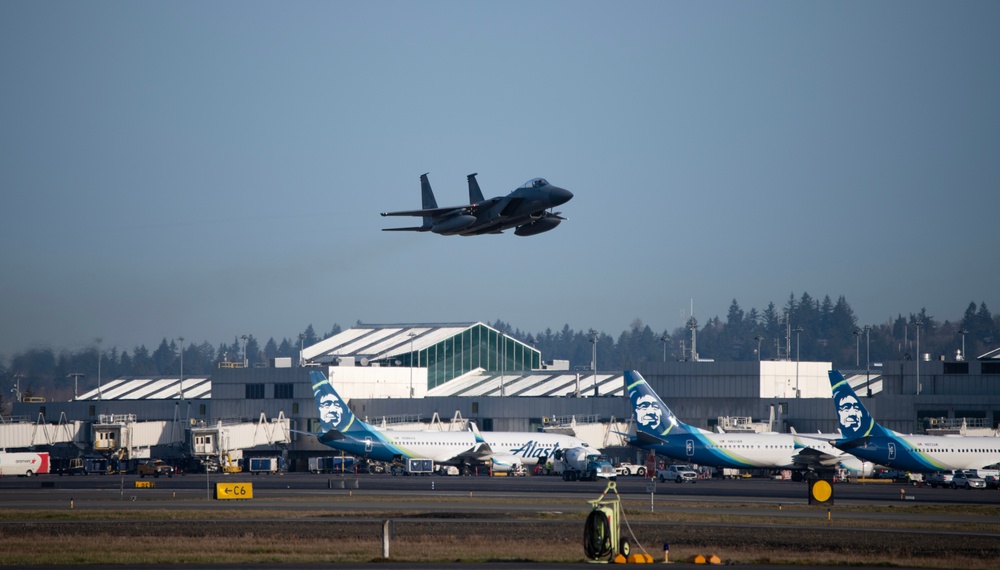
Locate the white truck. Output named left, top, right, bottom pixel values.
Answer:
left=0, top=451, right=50, bottom=477
left=657, top=464, right=698, bottom=483
left=552, top=447, right=616, bottom=482
left=926, top=470, right=957, bottom=488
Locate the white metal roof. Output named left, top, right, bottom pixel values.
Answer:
left=302, top=322, right=487, bottom=363
left=426, top=370, right=625, bottom=397
left=76, top=377, right=211, bottom=401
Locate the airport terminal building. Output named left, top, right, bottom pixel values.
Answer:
left=9, top=322, right=1000, bottom=469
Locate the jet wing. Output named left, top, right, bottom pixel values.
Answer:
left=380, top=205, right=474, bottom=217
left=633, top=429, right=666, bottom=446
left=453, top=441, right=495, bottom=461
left=791, top=446, right=843, bottom=469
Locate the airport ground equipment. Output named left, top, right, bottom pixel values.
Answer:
left=248, top=457, right=279, bottom=475
left=614, top=462, right=646, bottom=477
left=308, top=456, right=355, bottom=474
left=583, top=480, right=648, bottom=562
left=405, top=458, right=433, bottom=475
left=553, top=447, right=616, bottom=482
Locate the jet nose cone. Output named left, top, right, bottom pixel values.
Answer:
left=549, top=186, right=573, bottom=206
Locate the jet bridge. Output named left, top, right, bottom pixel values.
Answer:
left=190, top=412, right=291, bottom=469
left=0, top=413, right=87, bottom=449
left=92, top=414, right=181, bottom=457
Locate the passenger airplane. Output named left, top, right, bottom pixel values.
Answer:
left=828, top=370, right=1000, bottom=472
left=311, top=371, right=589, bottom=470
left=623, top=370, right=873, bottom=478
left=381, top=173, right=572, bottom=236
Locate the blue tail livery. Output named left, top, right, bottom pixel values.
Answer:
left=310, top=370, right=590, bottom=469
left=827, top=370, right=1000, bottom=472
left=625, top=370, right=870, bottom=476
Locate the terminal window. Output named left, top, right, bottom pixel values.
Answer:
left=274, top=383, right=294, bottom=399
left=245, top=384, right=265, bottom=399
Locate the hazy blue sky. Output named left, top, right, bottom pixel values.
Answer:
left=2, top=1, right=998, bottom=357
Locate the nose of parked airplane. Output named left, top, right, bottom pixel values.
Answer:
left=548, top=186, right=573, bottom=206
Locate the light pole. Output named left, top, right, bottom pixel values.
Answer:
left=864, top=325, right=872, bottom=397
left=68, top=373, right=83, bottom=400
left=659, top=335, right=669, bottom=362
left=499, top=331, right=506, bottom=397
left=178, top=337, right=185, bottom=400
left=298, top=334, right=305, bottom=367
left=12, top=373, right=22, bottom=402
left=915, top=321, right=923, bottom=395
left=793, top=327, right=803, bottom=398
left=95, top=338, right=103, bottom=401
left=754, top=335, right=763, bottom=362
left=958, top=328, right=968, bottom=361
left=853, top=328, right=861, bottom=368
left=241, top=335, right=249, bottom=368
left=408, top=332, right=416, bottom=398
left=589, top=329, right=599, bottom=396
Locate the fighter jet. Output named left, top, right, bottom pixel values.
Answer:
left=380, top=173, right=573, bottom=236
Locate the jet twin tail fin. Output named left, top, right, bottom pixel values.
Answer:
left=828, top=370, right=891, bottom=441
left=467, top=173, right=485, bottom=203
left=420, top=173, right=438, bottom=228
left=624, top=370, right=692, bottom=441
left=311, top=370, right=371, bottom=437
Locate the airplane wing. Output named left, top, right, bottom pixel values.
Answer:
left=791, top=446, right=844, bottom=469
left=380, top=206, right=474, bottom=217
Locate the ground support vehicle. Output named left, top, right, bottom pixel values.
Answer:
left=137, top=459, right=175, bottom=478
left=553, top=448, right=616, bottom=482
left=248, top=457, right=279, bottom=475
left=308, top=456, right=356, bottom=474
left=614, top=463, right=647, bottom=477
left=657, top=464, right=698, bottom=483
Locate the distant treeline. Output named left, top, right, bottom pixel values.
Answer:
left=2, top=295, right=997, bottom=408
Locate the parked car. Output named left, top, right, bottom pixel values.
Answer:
left=983, top=475, right=1000, bottom=490
left=951, top=470, right=986, bottom=489
left=137, top=459, right=175, bottom=478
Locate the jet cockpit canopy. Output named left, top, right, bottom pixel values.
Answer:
left=518, top=178, right=549, bottom=189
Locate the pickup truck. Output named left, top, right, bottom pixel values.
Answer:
left=136, top=459, right=175, bottom=478
left=926, top=470, right=956, bottom=488
left=657, top=464, right=698, bottom=483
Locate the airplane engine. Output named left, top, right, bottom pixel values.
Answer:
left=489, top=454, right=523, bottom=473
left=514, top=217, right=560, bottom=236
left=431, top=215, right=477, bottom=234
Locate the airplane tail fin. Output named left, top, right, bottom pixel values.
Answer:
left=624, top=370, right=692, bottom=441
left=419, top=173, right=438, bottom=228
left=311, top=370, right=369, bottom=437
left=828, top=370, right=890, bottom=440
left=467, top=173, right=485, bottom=203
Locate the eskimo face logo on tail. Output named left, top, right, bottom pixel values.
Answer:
left=311, top=372, right=355, bottom=434
left=635, top=394, right=664, bottom=432
left=624, top=370, right=684, bottom=438
left=828, top=370, right=880, bottom=440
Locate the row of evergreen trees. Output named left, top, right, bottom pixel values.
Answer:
left=3, top=295, right=997, bottom=406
